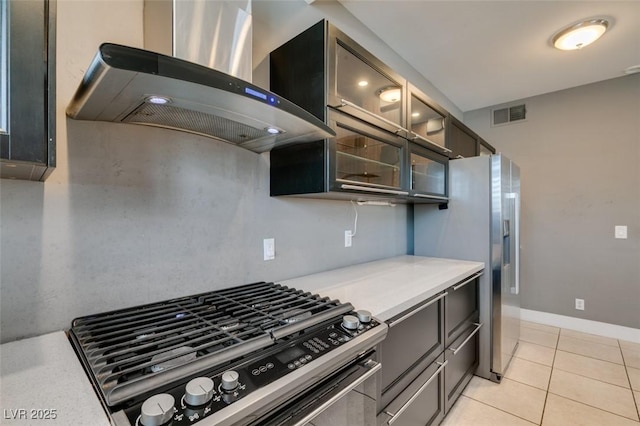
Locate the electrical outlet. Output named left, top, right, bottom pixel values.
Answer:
left=615, top=225, right=628, bottom=239
left=575, top=298, right=585, bottom=311
left=344, top=230, right=352, bottom=248
left=263, top=238, right=275, bottom=261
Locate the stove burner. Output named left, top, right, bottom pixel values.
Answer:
left=150, top=346, right=196, bottom=373
left=68, top=281, right=353, bottom=407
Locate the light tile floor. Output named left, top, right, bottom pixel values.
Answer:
left=441, top=320, right=640, bottom=425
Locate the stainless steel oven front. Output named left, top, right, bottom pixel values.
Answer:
left=250, top=350, right=381, bottom=426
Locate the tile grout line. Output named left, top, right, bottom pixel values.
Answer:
left=538, top=329, right=561, bottom=425
left=512, top=352, right=554, bottom=368
left=620, top=339, right=640, bottom=420
left=546, top=390, right=640, bottom=423
left=460, top=394, right=539, bottom=426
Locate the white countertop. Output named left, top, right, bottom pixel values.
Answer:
left=0, top=255, right=482, bottom=425
left=0, top=331, right=110, bottom=425
left=281, top=255, right=484, bottom=322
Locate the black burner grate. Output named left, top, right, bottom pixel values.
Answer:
left=69, top=282, right=352, bottom=406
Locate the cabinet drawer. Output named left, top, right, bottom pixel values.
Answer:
left=378, top=354, right=446, bottom=426
left=379, top=292, right=445, bottom=408
left=444, top=322, right=482, bottom=413
left=445, top=273, right=480, bottom=347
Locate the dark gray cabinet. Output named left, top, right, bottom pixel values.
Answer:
left=270, top=109, right=408, bottom=200
left=269, top=21, right=449, bottom=204
left=447, top=117, right=477, bottom=159
left=479, top=138, right=496, bottom=156
left=407, top=84, right=450, bottom=156
left=377, top=270, right=482, bottom=425
left=407, top=143, right=448, bottom=202
left=0, top=0, right=56, bottom=181
left=443, top=273, right=482, bottom=412
left=447, top=117, right=496, bottom=160
left=378, top=354, right=446, bottom=426
left=445, top=273, right=480, bottom=346
left=379, top=292, right=445, bottom=409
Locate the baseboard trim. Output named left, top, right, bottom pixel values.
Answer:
left=521, top=309, right=640, bottom=343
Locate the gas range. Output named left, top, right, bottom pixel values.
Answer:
left=68, top=281, right=387, bottom=426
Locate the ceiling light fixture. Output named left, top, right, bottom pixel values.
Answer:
left=358, top=80, right=369, bottom=87
left=624, top=65, right=640, bottom=75
left=378, top=87, right=401, bottom=103
left=412, top=112, right=420, bottom=118
left=552, top=18, right=609, bottom=51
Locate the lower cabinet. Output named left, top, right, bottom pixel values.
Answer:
left=444, top=321, right=482, bottom=413
left=377, top=271, right=482, bottom=426
left=379, top=292, right=445, bottom=409
left=378, top=354, right=446, bottom=426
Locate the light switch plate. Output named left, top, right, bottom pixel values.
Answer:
left=263, top=238, right=275, bottom=261
left=615, top=226, right=628, bottom=239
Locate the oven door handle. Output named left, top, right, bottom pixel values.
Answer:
left=291, top=359, right=382, bottom=426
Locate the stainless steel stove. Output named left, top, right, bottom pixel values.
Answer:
left=68, top=281, right=387, bottom=426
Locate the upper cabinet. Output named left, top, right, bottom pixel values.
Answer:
left=447, top=117, right=496, bottom=159
left=479, top=138, right=496, bottom=156
left=407, top=84, right=451, bottom=156
left=270, top=20, right=408, bottom=136
left=448, top=117, right=478, bottom=159
left=270, top=20, right=449, bottom=203
left=0, top=0, right=56, bottom=181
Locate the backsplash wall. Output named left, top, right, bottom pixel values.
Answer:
left=0, top=0, right=429, bottom=343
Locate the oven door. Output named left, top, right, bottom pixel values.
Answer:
left=250, top=352, right=381, bottom=426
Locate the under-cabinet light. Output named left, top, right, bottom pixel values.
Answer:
left=356, top=200, right=396, bottom=207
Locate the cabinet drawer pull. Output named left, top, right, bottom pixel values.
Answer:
left=452, top=271, right=483, bottom=291
left=340, top=184, right=409, bottom=196
left=385, top=360, right=448, bottom=425
left=388, top=292, right=448, bottom=328
left=410, top=131, right=453, bottom=154
left=448, top=323, right=483, bottom=355
left=413, top=194, right=449, bottom=201
left=337, top=98, right=410, bottom=135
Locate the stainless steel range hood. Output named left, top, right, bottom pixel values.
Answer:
left=65, top=1, right=334, bottom=152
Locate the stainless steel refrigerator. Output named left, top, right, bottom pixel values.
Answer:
left=414, top=154, right=520, bottom=382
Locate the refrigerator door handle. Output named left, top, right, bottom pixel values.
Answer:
left=506, top=192, right=520, bottom=295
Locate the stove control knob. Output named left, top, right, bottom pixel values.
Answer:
left=342, top=315, right=360, bottom=330
left=185, top=377, right=215, bottom=406
left=221, top=370, right=240, bottom=391
left=140, top=393, right=175, bottom=426
left=356, top=310, right=372, bottom=324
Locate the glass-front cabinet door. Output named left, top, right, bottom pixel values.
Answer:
left=329, top=110, right=407, bottom=196
left=408, top=84, right=451, bottom=156
left=328, top=25, right=407, bottom=136
left=408, top=143, right=448, bottom=201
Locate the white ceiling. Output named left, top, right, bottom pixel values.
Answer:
left=338, top=1, right=640, bottom=112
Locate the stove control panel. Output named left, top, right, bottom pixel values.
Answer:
left=123, top=315, right=380, bottom=425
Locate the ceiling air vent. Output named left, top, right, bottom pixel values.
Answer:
left=492, top=104, right=526, bottom=126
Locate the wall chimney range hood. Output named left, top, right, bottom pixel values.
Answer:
left=66, top=43, right=334, bottom=152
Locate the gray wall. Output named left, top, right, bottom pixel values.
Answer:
left=1, top=0, right=454, bottom=343
left=463, top=74, right=640, bottom=329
